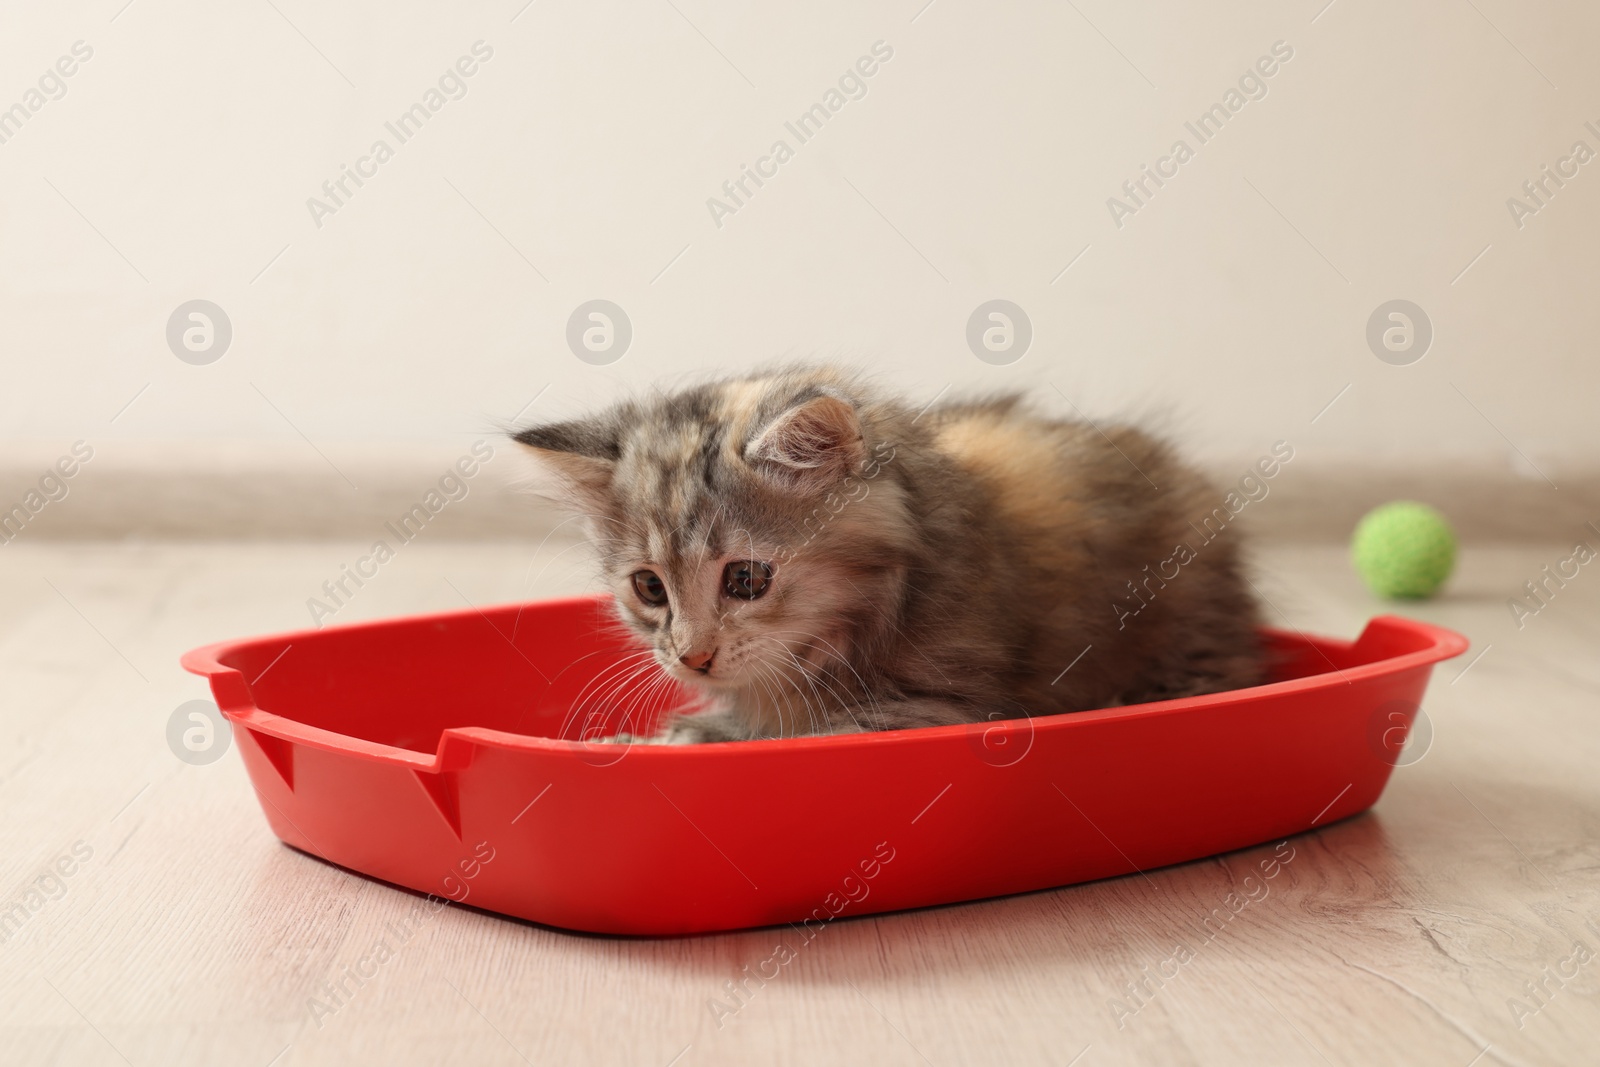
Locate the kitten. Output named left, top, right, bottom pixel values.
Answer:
left=514, top=366, right=1264, bottom=743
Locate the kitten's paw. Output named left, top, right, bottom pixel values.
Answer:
left=594, top=731, right=642, bottom=745
left=660, top=712, right=747, bottom=744
left=584, top=712, right=746, bottom=745
left=660, top=721, right=715, bottom=744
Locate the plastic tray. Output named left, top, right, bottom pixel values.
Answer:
left=180, top=596, right=1467, bottom=935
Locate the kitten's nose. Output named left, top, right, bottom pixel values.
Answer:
left=679, top=649, right=716, bottom=673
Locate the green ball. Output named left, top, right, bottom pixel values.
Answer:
left=1351, top=502, right=1457, bottom=599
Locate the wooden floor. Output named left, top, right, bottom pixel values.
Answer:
left=1, top=539, right=1596, bottom=1066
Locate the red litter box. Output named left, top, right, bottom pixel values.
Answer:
left=181, top=597, right=1467, bottom=935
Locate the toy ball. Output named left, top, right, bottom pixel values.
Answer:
left=1351, top=502, right=1457, bottom=599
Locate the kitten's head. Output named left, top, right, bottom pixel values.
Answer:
left=514, top=370, right=908, bottom=695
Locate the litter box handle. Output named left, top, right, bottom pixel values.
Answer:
left=178, top=645, right=260, bottom=719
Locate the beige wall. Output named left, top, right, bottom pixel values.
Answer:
left=2, top=0, right=1596, bottom=492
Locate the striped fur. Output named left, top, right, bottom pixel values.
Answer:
left=514, top=367, right=1264, bottom=742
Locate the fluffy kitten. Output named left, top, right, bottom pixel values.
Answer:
left=515, top=367, right=1264, bottom=742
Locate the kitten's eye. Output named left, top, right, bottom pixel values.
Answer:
left=722, top=560, right=773, bottom=600
left=631, top=570, right=668, bottom=606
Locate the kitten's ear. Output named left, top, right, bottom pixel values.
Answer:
left=746, top=392, right=866, bottom=492
left=513, top=417, right=619, bottom=510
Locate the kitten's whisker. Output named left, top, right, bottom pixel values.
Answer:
left=755, top=635, right=857, bottom=736
left=763, top=629, right=884, bottom=725
left=747, top=651, right=802, bottom=737
left=785, top=648, right=851, bottom=734
left=625, top=663, right=679, bottom=737
left=561, top=655, right=649, bottom=733
left=747, top=658, right=791, bottom=738
left=561, top=650, right=662, bottom=737
left=547, top=640, right=648, bottom=687
left=604, top=658, right=669, bottom=731
left=748, top=646, right=815, bottom=738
